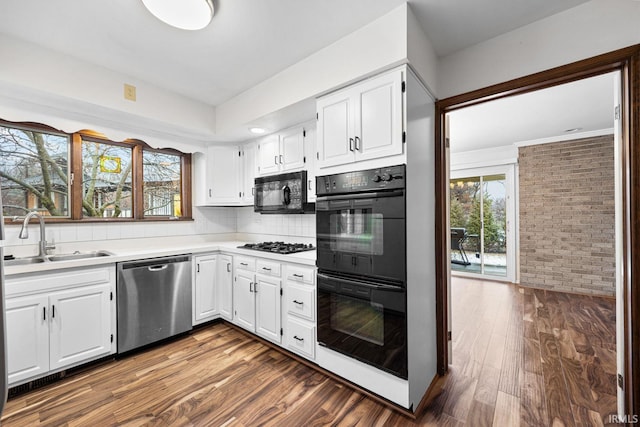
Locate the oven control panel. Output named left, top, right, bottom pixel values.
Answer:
left=316, top=164, right=405, bottom=195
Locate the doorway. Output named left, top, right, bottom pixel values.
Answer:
left=436, top=46, right=640, bottom=413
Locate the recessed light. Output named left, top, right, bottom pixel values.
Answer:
left=141, top=0, right=214, bottom=31
left=249, top=127, right=267, bottom=135
left=564, top=127, right=583, bottom=133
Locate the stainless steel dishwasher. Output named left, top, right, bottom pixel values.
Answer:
left=117, top=255, right=192, bottom=353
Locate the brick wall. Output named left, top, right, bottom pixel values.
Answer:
left=518, top=135, right=615, bottom=296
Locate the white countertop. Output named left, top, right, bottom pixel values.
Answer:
left=3, top=235, right=316, bottom=276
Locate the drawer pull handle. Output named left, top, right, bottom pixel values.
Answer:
left=293, top=336, right=304, bottom=342
left=249, top=282, right=254, bottom=293
left=240, top=262, right=248, bottom=266
left=262, top=267, right=271, bottom=271
left=293, top=300, right=304, bottom=305
left=43, top=307, right=46, bottom=321
left=227, top=263, right=231, bottom=272
left=292, top=274, right=304, bottom=278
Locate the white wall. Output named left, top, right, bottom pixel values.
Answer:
left=438, top=0, right=640, bottom=99
left=0, top=34, right=216, bottom=148
left=216, top=3, right=439, bottom=135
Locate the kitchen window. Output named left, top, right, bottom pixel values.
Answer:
left=0, top=120, right=192, bottom=221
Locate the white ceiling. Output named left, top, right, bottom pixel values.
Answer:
left=448, top=72, right=616, bottom=153
left=0, top=0, right=590, bottom=107
left=0, top=0, right=608, bottom=149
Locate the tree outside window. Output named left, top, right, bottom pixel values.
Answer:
left=0, top=120, right=191, bottom=221
left=0, top=124, right=70, bottom=217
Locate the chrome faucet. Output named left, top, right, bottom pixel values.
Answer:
left=17, top=212, right=55, bottom=259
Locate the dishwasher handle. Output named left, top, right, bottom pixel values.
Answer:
left=119, top=255, right=191, bottom=270
left=148, top=264, right=169, bottom=272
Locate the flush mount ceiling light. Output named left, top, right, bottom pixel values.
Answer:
left=564, top=127, right=583, bottom=133
left=141, top=0, right=214, bottom=30
left=249, top=127, right=267, bottom=135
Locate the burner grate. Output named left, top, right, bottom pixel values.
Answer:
left=238, top=241, right=315, bottom=255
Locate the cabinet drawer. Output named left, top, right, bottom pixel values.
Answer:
left=285, top=318, right=315, bottom=359
left=286, top=283, right=314, bottom=321
left=286, top=265, right=315, bottom=285
left=235, top=256, right=256, bottom=272
left=256, top=259, right=281, bottom=277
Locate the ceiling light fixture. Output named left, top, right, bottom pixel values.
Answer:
left=141, top=0, right=214, bottom=31
left=249, top=127, right=267, bottom=135
left=564, top=127, right=583, bottom=133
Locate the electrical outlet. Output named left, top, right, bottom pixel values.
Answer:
left=124, top=84, right=136, bottom=101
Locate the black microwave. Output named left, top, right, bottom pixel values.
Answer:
left=254, top=171, right=315, bottom=214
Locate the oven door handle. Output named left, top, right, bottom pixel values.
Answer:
left=316, top=190, right=404, bottom=202
left=317, top=273, right=404, bottom=292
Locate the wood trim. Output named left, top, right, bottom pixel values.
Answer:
left=131, top=144, right=144, bottom=219
left=437, top=45, right=640, bottom=112
left=70, top=133, right=84, bottom=220
left=435, top=43, right=640, bottom=415
left=434, top=102, right=448, bottom=376
left=413, top=373, right=447, bottom=417
left=627, top=48, right=640, bottom=416
left=181, top=153, right=192, bottom=219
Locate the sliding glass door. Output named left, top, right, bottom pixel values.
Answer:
left=450, top=166, right=515, bottom=281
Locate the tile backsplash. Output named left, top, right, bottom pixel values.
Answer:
left=236, top=206, right=316, bottom=238
left=2, top=206, right=315, bottom=248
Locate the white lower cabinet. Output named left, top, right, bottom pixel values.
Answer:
left=193, top=253, right=234, bottom=325
left=5, top=266, right=116, bottom=386
left=282, top=264, right=316, bottom=361
left=5, top=294, right=49, bottom=384
left=233, top=257, right=282, bottom=344
left=193, top=254, right=219, bottom=324
left=255, top=274, right=282, bottom=343
left=218, top=255, right=234, bottom=321
left=49, top=284, right=112, bottom=371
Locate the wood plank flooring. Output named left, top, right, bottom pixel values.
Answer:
left=1, top=278, right=617, bottom=426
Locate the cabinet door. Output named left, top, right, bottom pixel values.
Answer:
left=316, top=90, right=355, bottom=169
left=233, top=270, right=255, bottom=331
left=304, top=127, right=317, bottom=202
left=49, top=284, right=112, bottom=370
left=5, top=294, right=49, bottom=385
left=257, top=134, right=280, bottom=176
left=353, top=69, right=404, bottom=162
left=207, top=146, right=242, bottom=204
left=255, top=275, right=282, bottom=344
left=241, top=142, right=257, bottom=204
left=218, top=255, right=233, bottom=321
left=280, top=128, right=305, bottom=172
left=194, top=255, right=218, bottom=324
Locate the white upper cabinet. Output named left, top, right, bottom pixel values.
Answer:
left=279, top=128, right=306, bottom=171
left=241, top=142, right=257, bottom=204
left=206, top=146, right=242, bottom=205
left=303, top=127, right=317, bottom=202
left=257, top=127, right=307, bottom=176
left=316, top=68, right=404, bottom=169
left=257, top=134, right=281, bottom=176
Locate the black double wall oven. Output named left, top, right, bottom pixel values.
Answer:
left=316, top=164, right=407, bottom=379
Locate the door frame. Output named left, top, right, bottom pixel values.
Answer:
left=434, top=44, right=640, bottom=413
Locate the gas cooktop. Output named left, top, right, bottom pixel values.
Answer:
left=238, top=241, right=315, bottom=255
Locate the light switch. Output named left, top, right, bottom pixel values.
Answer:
left=124, top=84, right=136, bottom=101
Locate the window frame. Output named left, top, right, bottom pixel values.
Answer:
left=1, top=120, right=192, bottom=223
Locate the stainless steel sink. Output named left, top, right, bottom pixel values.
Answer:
left=4, top=257, right=47, bottom=266
left=4, top=250, right=114, bottom=266
left=47, top=250, right=114, bottom=262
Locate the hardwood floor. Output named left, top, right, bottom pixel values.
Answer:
left=1, top=278, right=617, bottom=426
